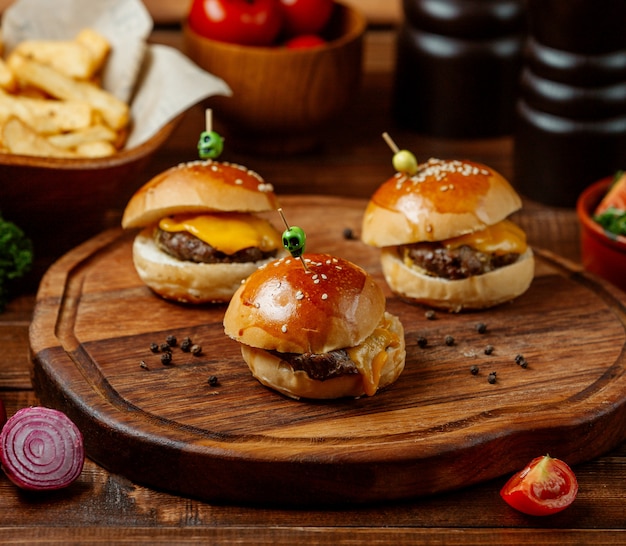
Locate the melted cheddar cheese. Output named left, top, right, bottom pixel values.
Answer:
left=443, top=219, right=527, bottom=255
left=346, top=313, right=401, bottom=396
left=159, top=212, right=282, bottom=255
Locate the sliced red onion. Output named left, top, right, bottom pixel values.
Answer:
left=0, top=406, right=84, bottom=490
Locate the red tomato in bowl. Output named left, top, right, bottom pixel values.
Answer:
left=278, top=0, right=335, bottom=37
left=188, top=0, right=283, bottom=46
left=500, top=455, right=578, bottom=516
left=284, top=34, right=326, bottom=49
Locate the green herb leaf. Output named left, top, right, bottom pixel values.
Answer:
left=0, top=214, right=34, bottom=311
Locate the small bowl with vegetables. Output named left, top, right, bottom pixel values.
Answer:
left=576, top=171, right=626, bottom=292
left=183, top=0, right=366, bottom=154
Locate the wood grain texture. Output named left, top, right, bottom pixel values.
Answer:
left=29, top=195, right=626, bottom=506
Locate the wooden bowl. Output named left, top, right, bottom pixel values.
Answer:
left=0, top=117, right=180, bottom=256
left=577, top=176, right=626, bottom=293
left=183, top=2, right=366, bottom=154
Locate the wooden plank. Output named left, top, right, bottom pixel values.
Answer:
left=29, top=195, right=626, bottom=506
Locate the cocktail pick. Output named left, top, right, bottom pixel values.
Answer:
left=382, top=132, right=418, bottom=175
left=277, top=208, right=309, bottom=271
left=197, top=109, right=224, bottom=159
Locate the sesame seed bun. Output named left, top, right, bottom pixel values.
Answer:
left=122, top=160, right=279, bottom=229
left=224, top=254, right=387, bottom=354
left=223, top=253, right=406, bottom=399
left=122, top=159, right=283, bottom=304
left=361, top=158, right=534, bottom=311
left=361, top=158, right=522, bottom=246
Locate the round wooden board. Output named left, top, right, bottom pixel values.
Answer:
left=30, top=195, right=626, bottom=506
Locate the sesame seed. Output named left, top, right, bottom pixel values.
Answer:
left=281, top=324, right=288, bottom=333
left=321, top=293, right=328, bottom=300
left=295, top=290, right=304, bottom=300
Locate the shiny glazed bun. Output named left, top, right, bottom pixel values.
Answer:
left=122, top=160, right=278, bottom=229
left=224, top=253, right=406, bottom=399
left=362, top=158, right=534, bottom=311
left=122, top=159, right=284, bottom=304
left=361, top=158, right=522, bottom=246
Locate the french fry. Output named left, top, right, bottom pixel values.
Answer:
left=75, top=140, right=117, bottom=158
left=7, top=53, right=129, bottom=130
left=10, top=29, right=110, bottom=81
left=47, top=124, right=117, bottom=149
left=75, top=29, right=111, bottom=74
left=0, top=29, right=129, bottom=159
left=0, top=58, right=16, bottom=91
left=2, top=116, right=76, bottom=158
left=0, top=88, right=93, bottom=133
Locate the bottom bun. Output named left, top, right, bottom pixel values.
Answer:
left=132, top=228, right=284, bottom=304
left=381, top=246, right=535, bottom=312
left=241, top=312, right=406, bottom=400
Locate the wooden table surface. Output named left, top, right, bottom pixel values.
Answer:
left=1, top=25, right=624, bottom=546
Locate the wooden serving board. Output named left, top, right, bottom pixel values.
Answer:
left=30, top=195, right=626, bottom=506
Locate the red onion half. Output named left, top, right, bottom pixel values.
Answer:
left=0, top=406, right=84, bottom=490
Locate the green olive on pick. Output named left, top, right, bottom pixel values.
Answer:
left=282, top=226, right=306, bottom=258
left=392, top=150, right=418, bottom=175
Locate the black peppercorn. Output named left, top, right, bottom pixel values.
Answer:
left=208, top=375, right=219, bottom=387
left=515, top=354, right=528, bottom=368
left=476, top=322, right=487, bottom=334
left=343, top=227, right=355, bottom=240
left=444, top=335, right=454, bottom=346
left=181, top=337, right=192, bottom=352
left=161, top=352, right=172, bottom=365
left=149, top=342, right=159, bottom=353
left=470, top=365, right=479, bottom=375
left=488, top=371, right=497, bottom=384
left=191, top=344, right=202, bottom=356
left=484, top=345, right=494, bottom=355
left=160, top=342, right=171, bottom=353
left=166, top=335, right=177, bottom=347
left=417, top=336, right=428, bottom=348
left=425, top=309, right=436, bottom=320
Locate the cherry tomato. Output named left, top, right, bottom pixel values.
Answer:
left=278, top=0, right=335, bottom=37
left=284, top=34, right=326, bottom=49
left=188, top=0, right=283, bottom=46
left=500, top=455, right=578, bottom=516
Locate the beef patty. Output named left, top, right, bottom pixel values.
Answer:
left=271, top=349, right=359, bottom=381
left=155, top=228, right=279, bottom=264
left=403, top=243, right=520, bottom=280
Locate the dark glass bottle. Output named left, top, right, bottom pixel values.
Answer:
left=393, top=0, right=527, bottom=138
left=513, top=0, right=626, bottom=207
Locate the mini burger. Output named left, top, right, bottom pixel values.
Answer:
left=121, top=159, right=286, bottom=303
left=223, top=253, right=406, bottom=400
left=361, top=158, right=534, bottom=311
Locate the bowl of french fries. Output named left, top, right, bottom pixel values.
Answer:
left=0, top=28, right=180, bottom=252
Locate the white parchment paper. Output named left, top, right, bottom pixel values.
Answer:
left=1, top=0, right=231, bottom=148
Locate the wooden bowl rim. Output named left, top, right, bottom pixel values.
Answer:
left=0, top=115, right=182, bottom=172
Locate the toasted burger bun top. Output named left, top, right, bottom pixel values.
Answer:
left=122, top=160, right=279, bottom=229
left=361, top=158, right=522, bottom=247
left=223, top=253, right=386, bottom=354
